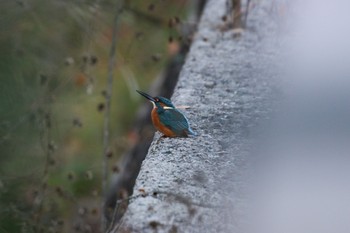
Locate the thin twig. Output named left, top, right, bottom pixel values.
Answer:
left=232, top=0, right=242, bottom=29
left=32, top=76, right=54, bottom=232
left=244, top=0, right=251, bottom=27
left=102, top=1, right=124, bottom=232
left=106, top=197, right=122, bottom=233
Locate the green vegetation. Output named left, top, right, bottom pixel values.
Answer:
left=0, top=0, right=190, bottom=232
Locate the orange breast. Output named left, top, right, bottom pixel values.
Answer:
left=151, top=108, right=177, bottom=137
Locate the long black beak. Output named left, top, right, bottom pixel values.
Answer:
left=136, top=90, right=155, bottom=102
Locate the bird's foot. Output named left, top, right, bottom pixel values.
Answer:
left=155, top=135, right=167, bottom=144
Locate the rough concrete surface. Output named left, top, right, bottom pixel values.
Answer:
left=115, top=0, right=280, bottom=232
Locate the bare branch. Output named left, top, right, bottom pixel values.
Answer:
left=244, top=0, right=251, bottom=27
left=102, top=0, right=124, bottom=232
left=232, top=0, right=242, bottom=29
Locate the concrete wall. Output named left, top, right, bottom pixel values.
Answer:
left=113, top=0, right=279, bottom=232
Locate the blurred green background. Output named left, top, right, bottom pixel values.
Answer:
left=0, top=0, right=191, bottom=232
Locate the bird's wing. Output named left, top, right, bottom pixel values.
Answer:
left=159, top=109, right=190, bottom=135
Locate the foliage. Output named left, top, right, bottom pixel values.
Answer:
left=0, top=0, right=190, bottom=232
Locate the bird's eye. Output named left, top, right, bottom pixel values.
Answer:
left=154, top=98, right=159, bottom=102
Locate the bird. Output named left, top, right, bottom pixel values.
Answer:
left=136, top=90, right=196, bottom=137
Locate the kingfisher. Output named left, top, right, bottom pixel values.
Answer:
left=136, top=90, right=196, bottom=137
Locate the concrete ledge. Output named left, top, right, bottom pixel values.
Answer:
left=115, top=0, right=278, bottom=232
